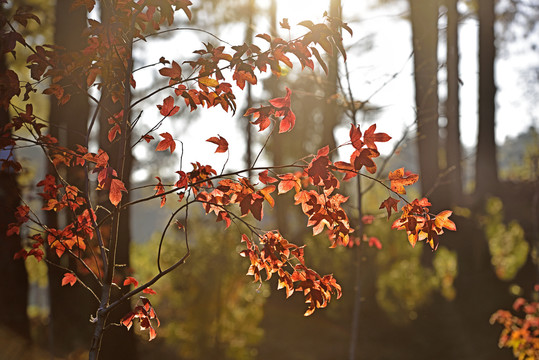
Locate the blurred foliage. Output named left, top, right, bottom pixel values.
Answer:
left=483, top=197, right=528, bottom=281
left=131, top=208, right=267, bottom=360
left=498, top=127, right=539, bottom=182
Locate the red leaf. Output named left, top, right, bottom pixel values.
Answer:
left=156, top=132, right=176, bottom=153
left=108, top=123, right=121, bottom=143
left=368, top=236, right=382, bottom=249
left=269, top=87, right=292, bottom=108
left=123, top=276, right=139, bottom=287
left=363, top=124, right=391, bottom=150
left=279, top=110, right=296, bottom=133
left=258, top=170, right=278, bottom=184
left=349, top=124, right=363, bottom=150
left=157, top=96, right=180, bottom=117
left=206, top=135, right=229, bottom=153
left=109, top=178, right=127, bottom=206
left=159, top=61, right=182, bottom=83
left=379, top=196, right=399, bottom=219
left=142, top=134, right=154, bottom=143
left=61, top=272, right=77, bottom=286
left=143, top=287, right=157, bottom=295
left=361, top=215, right=375, bottom=224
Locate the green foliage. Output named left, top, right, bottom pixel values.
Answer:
left=484, top=197, right=528, bottom=281
left=131, top=209, right=267, bottom=360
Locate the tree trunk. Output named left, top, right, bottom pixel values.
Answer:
left=475, top=0, right=498, bottom=200
left=0, top=49, right=30, bottom=343
left=320, top=0, right=341, bottom=153
left=47, top=0, right=93, bottom=356
left=409, top=0, right=440, bottom=204
left=95, top=2, right=137, bottom=357
left=445, top=0, right=463, bottom=204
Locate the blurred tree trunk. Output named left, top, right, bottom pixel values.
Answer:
left=96, top=1, right=137, bottom=358
left=320, top=0, right=341, bottom=153
left=475, top=0, right=498, bottom=200
left=47, top=0, right=94, bottom=356
left=409, top=0, right=441, bottom=205
left=244, top=0, right=255, bottom=177
left=445, top=0, right=463, bottom=204
left=0, top=50, right=30, bottom=342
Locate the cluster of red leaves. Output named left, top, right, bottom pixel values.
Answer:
left=490, top=291, right=539, bottom=359
left=244, top=87, right=296, bottom=133
left=121, top=297, right=160, bottom=341
left=240, top=233, right=341, bottom=316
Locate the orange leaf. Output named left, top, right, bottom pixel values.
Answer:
left=389, top=168, right=419, bottom=194
left=109, top=178, right=127, bottom=206
left=156, top=132, right=176, bottom=153
left=198, top=76, right=219, bottom=87
left=206, top=135, right=229, bottom=153
left=61, top=272, right=77, bottom=286
left=258, top=170, right=278, bottom=184
left=259, top=185, right=276, bottom=208
left=434, top=210, right=456, bottom=231
left=363, top=124, right=391, bottom=150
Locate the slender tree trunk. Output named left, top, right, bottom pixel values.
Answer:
left=0, top=49, right=30, bottom=343
left=95, top=1, right=137, bottom=357
left=244, top=0, right=255, bottom=177
left=47, top=0, right=93, bottom=356
left=445, top=0, right=463, bottom=204
left=409, top=0, right=440, bottom=203
left=475, top=0, right=498, bottom=200
left=320, top=0, right=341, bottom=153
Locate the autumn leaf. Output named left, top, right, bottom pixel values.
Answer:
left=156, top=132, right=176, bottom=153
left=109, top=178, right=127, bottom=206
left=349, top=124, right=363, bottom=150
left=269, top=87, right=292, bottom=108
left=198, top=76, right=219, bottom=87
left=159, top=60, right=182, bottom=84
left=434, top=210, right=456, bottom=231
left=278, top=110, right=295, bottom=133
left=279, top=18, right=290, bottom=30
left=143, top=288, right=157, bottom=295
left=157, top=96, right=180, bottom=117
left=123, top=276, right=139, bottom=287
left=379, top=196, right=399, bottom=219
left=206, top=135, right=229, bottom=153
left=389, top=168, right=419, bottom=194
left=363, top=124, right=391, bottom=150
left=258, top=170, right=278, bottom=184
left=61, top=272, right=77, bottom=286
left=142, top=134, right=154, bottom=143
left=368, top=236, right=382, bottom=249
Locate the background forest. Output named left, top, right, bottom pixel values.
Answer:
left=1, top=0, right=538, bottom=359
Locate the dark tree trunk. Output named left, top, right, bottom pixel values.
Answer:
left=47, top=0, right=94, bottom=356
left=445, top=0, right=463, bottom=204
left=96, top=2, right=137, bottom=357
left=0, top=50, right=30, bottom=343
left=409, top=0, right=441, bottom=204
left=475, top=0, right=498, bottom=200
